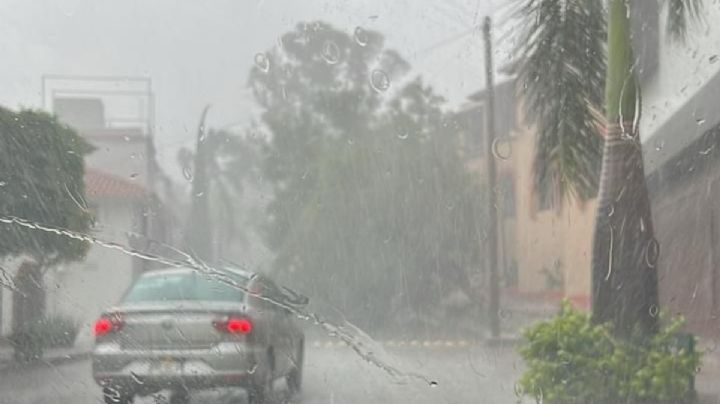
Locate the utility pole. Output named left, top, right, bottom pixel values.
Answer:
left=482, top=16, right=501, bottom=339
left=183, top=105, right=214, bottom=262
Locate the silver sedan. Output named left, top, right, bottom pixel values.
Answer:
left=91, top=267, right=305, bottom=404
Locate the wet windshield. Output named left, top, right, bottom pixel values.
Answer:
left=1, top=1, right=719, bottom=404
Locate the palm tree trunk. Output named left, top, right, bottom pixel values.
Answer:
left=591, top=0, right=659, bottom=337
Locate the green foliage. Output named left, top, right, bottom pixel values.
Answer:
left=10, top=315, right=79, bottom=362
left=179, top=123, right=262, bottom=261
left=250, top=21, right=485, bottom=328
left=508, top=0, right=605, bottom=203
left=40, top=314, right=80, bottom=347
left=518, top=302, right=700, bottom=404
left=0, top=107, right=93, bottom=265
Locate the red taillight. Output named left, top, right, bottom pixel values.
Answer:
left=214, top=317, right=253, bottom=335
left=94, top=315, right=123, bottom=337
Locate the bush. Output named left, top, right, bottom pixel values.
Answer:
left=41, top=315, right=80, bottom=348
left=517, top=301, right=700, bottom=404
left=10, top=315, right=79, bottom=362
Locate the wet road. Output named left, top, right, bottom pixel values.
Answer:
left=0, top=344, right=524, bottom=404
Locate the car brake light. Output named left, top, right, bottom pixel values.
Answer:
left=94, top=315, right=123, bottom=337
left=213, top=317, right=253, bottom=335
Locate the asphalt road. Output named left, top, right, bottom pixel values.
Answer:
left=0, top=344, right=524, bottom=404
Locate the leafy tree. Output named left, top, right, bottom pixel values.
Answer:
left=0, top=107, right=93, bottom=266
left=249, top=21, right=485, bottom=329
left=509, top=0, right=702, bottom=337
left=0, top=107, right=92, bottom=359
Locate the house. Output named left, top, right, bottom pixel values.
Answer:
left=458, top=0, right=720, bottom=336
left=0, top=92, right=179, bottom=345
left=459, top=79, right=597, bottom=314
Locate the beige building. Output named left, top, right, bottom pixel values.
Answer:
left=460, top=80, right=596, bottom=311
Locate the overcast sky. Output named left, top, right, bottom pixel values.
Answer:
left=1, top=0, right=515, bottom=180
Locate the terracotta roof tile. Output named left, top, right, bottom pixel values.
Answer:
left=84, top=169, right=146, bottom=199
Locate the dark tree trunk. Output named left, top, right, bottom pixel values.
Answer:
left=591, top=123, right=659, bottom=337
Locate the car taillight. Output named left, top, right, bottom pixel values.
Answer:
left=213, top=317, right=253, bottom=335
left=94, top=315, right=123, bottom=337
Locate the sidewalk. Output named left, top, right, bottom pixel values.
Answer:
left=0, top=341, right=91, bottom=372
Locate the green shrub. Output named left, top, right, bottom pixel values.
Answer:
left=517, top=301, right=700, bottom=404
left=10, top=314, right=79, bottom=361
left=41, top=315, right=80, bottom=348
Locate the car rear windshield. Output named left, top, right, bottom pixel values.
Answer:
left=123, top=270, right=247, bottom=303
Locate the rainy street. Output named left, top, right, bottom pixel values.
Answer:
left=4, top=1, right=720, bottom=403
left=0, top=344, right=522, bottom=404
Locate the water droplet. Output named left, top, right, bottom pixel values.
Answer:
left=710, top=55, right=718, bottom=64
left=195, top=191, right=204, bottom=197
left=397, top=131, right=409, bottom=140
left=696, top=117, right=706, bottom=125
left=199, top=125, right=207, bottom=142
left=429, top=381, right=438, bottom=388
left=709, top=339, right=718, bottom=353
left=321, top=41, right=340, bottom=65
left=0, top=181, right=6, bottom=187
left=649, top=304, right=659, bottom=318
left=498, top=309, right=510, bottom=319
left=644, top=237, right=660, bottom=268
left=654, top=139, right=665, bottom=151
left=354, top=26, right=369, bottom=47
left=369, top=69, right=390, bottom=92
left=513, top=382, right=525, bottom=397
left=123, top=135, right=130, bottom=142
left=130, top=173, right=139, bottom=179
left=130, top=371, right=145, bottom=385
left=491, top=138, right=512, bottom=160
left=254, top=53, right=270, bottom=73
left=182, top=166, right=193, bottom=181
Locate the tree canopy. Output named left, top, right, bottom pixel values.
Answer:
left=0, top=107, right=93, bottom=266
left=249, top=21, right=486, bottom=328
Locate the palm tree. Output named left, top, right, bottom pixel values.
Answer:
left=181, top=107, right=259, bottom=262
left=509, top=0, right=701, bottom=337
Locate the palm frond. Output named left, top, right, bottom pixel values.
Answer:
left=509, top=0, right=606, bottom=202
left=664, top=0, right=702, bottom=42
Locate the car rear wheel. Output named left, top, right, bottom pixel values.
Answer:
left=287, top=340, right=304, bottom=395
left=169, top=387, right=190, bottom=404
left=102, top=387, right=133, bottom=404
left=248, top=352, right=274, bottom=404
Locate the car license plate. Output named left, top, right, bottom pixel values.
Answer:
left=152, top=357, right=180, bottom=373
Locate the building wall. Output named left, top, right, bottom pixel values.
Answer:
left=44, top=199, right=139, bottom=345
left=507, top=120, right=595, bottom=305
left=464, top=99, right=596, bottom=307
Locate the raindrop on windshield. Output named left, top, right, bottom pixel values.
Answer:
left=492, top=137, right=512, bottom=160
left=397, top=129, right=409, bottom=140
left=654, top=139, right=665, bottom=151
left=254, top=53, right=270, bottom=73
left=369, top=69, right=390, bottom=92
left=182, top=166, right=193, bottom=181
left=649, top=304, right=659, bottom=318
left=130, top=173, right=139, bottom=179
left=514, top=382, right=525, bottom=397
left=696, top=117, right=706, bottom=125
left=644, top=237, right=660, bottom=268
left=0, top=181, right=5, bottom=187
left=429, top=381, right=439, bottom=388
left=321, top=40, right=340, bottom=65
left=354, top=26, right=369, bottom=47
left=710, top=54, right=718, bottom=64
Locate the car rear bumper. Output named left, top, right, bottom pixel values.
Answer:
left=92, top=342, right=265, bottom=392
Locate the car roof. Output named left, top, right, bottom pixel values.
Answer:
left=140, top=265, right=254, bottom=283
